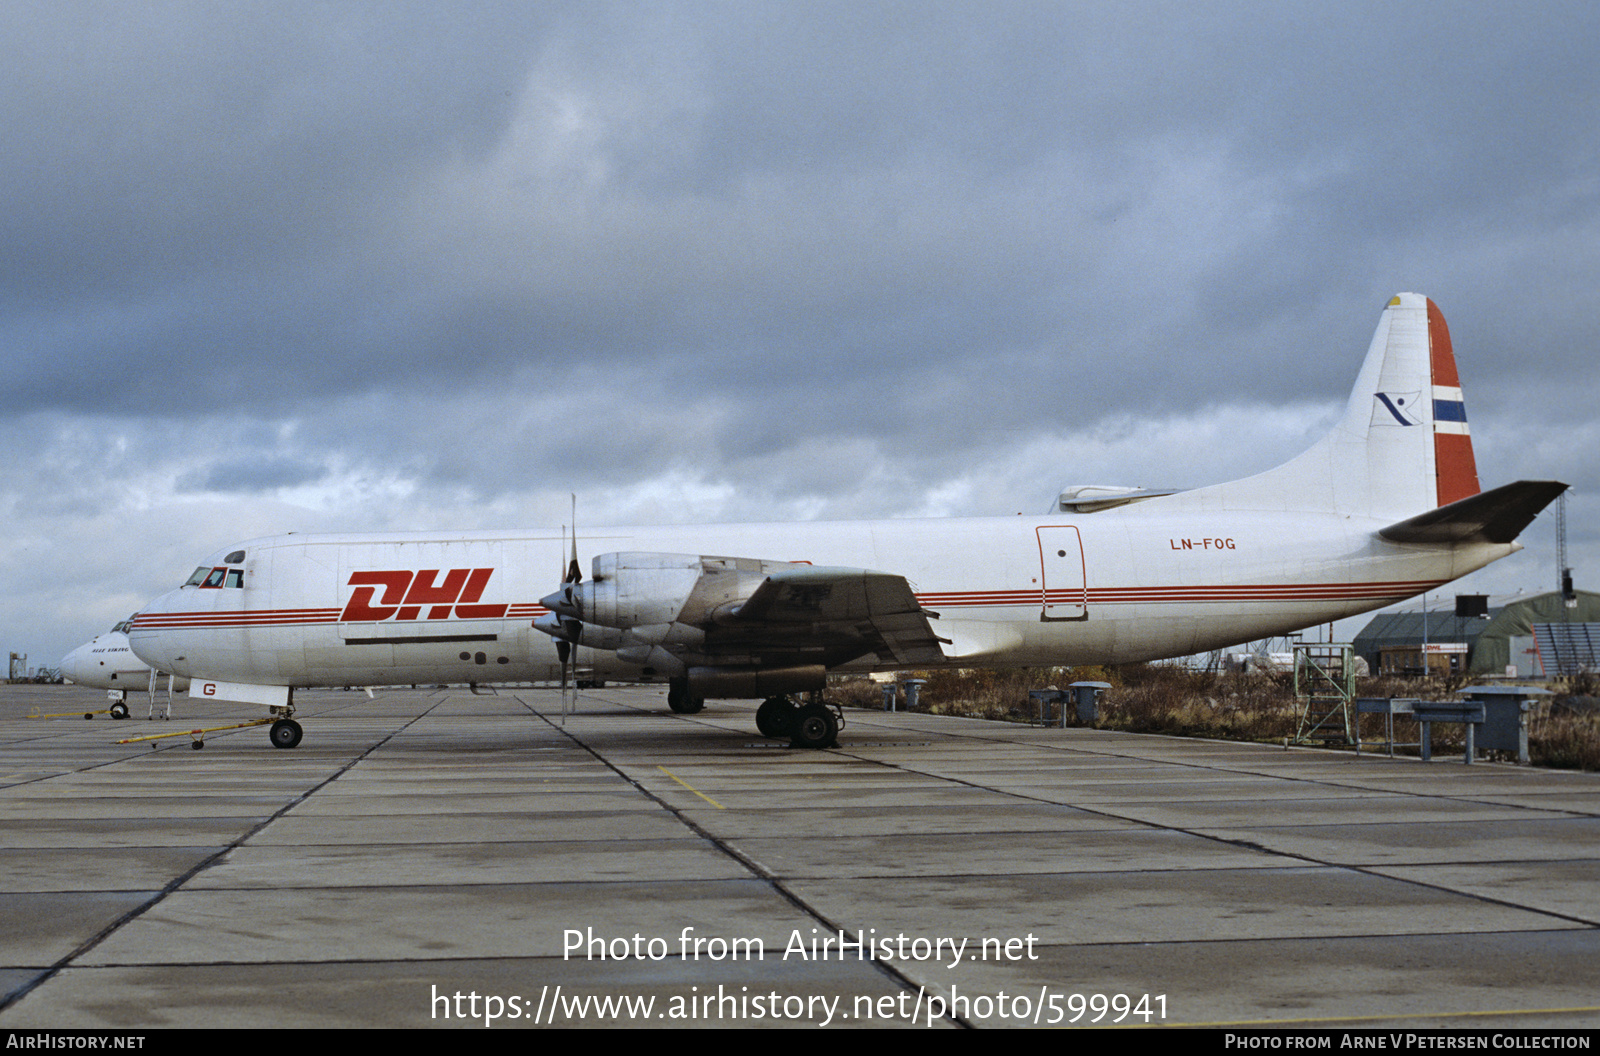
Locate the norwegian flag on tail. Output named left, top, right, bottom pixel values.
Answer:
left=1426, top=298, right=1480, bottom=507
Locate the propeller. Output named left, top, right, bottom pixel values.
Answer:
left=553, top=518, right=572, bottom=668
left=555, top=522, right=574, bottom=691
left=540, top=495, right=585, bottom=620
left=554, top=497, right=580, bottom=713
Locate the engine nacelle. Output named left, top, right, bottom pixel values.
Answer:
left=616, top=644, right=688, bottom=677
left=532, top=613, right=626, bottom=651
left=571, top=552, right=703, bottom=629
left=618, top=622, right=706, bottom=649
left=538, top=553, right=828, bottom=694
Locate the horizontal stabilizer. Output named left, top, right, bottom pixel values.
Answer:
left=1378, top=481, right=1567, bottom=545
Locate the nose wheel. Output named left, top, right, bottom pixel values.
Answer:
left=269, top=718, right=303, bottom=749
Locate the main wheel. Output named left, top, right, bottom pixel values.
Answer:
left=666, top=680, right=705, bottom=714
left=788, top=703, right=837, bottom=750
left=269, top=718, right=303, bottom=749
left=756, top=696, right=794, bottom=738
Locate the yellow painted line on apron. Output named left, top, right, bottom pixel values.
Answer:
left=657, top=766, right=725, bottom=809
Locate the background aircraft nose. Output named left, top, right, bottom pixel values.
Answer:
left=59, top=644, right=90, bottom=683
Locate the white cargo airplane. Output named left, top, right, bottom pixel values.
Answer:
left=129, top=294, right=1563, bottom=750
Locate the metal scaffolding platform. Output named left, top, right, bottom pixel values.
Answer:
left=1293, top=642, right=1356, bottom=745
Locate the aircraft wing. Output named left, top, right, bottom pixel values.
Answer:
left=541, top=553, right=949, bottom=672
left=717, top=565, right=947, bottom=667
left=1378, top=480, right=1567, bottom=545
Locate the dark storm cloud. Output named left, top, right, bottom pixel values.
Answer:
left=2, top=1, right=552, bottom=405
left=5, top=1, right=1587, bottom=423
left=175, top=455, right=329, bottom=494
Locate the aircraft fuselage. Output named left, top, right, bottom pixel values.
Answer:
left=128, top=509, right=1508, bottom=690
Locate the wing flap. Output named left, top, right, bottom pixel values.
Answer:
left=726, top=565, right=946, bottom=665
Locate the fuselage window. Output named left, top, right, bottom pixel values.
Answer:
left=225, top=550, right=246, bottom=564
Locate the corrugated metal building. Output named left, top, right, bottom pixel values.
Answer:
left=1352, top=590, right=1600, bottom=677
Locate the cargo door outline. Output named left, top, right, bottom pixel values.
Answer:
left=1037, top=526, right=1088, bottom=621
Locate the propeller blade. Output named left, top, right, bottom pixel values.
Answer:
left=565, top=494, right=581, bottom=583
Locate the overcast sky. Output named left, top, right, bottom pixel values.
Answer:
left=5, top=1, right=1597, bottom=668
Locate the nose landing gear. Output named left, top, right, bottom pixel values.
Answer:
left=267, top=698, right=302, bottom=749
left=269, top=718, right=303, bottom=749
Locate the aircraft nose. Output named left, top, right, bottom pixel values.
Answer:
left=59, top=647, right=86, bottom=683
left=127, top=628, right=164, bottom=670
left=125, top=597, right=179, bottom=671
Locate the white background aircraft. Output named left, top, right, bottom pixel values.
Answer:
left=128, top=295, right=1562, bottom=749
left=59, top=619, right=190, bottom=719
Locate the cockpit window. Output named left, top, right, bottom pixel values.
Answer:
left=225, top=550, right=246, bottom=564
left=186, top=562, right=247, bottom=588
left=112, top=619, right=133, bottom=634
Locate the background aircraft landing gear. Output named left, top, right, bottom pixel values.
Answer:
left=269, top=718, right=303, bottom=749
left=667, top=679, right=705, bottom=714
left=788, top=701, right=839, bottom=750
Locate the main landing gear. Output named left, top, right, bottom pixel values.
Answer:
left=757, top=693, right=840, bottom=750
left=664, top=681, right=841, bottom=749
left=667, top=679, right=705, bottom=714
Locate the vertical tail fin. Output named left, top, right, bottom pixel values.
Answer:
left=1174, top=293, right=1481, bottom=519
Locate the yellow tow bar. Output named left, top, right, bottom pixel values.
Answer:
left=30, top=705, right=128, bottom=720
left=116, top=718, right=274, bottom=750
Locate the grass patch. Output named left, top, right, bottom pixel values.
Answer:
left=832, top=665, right=1600, bottom=770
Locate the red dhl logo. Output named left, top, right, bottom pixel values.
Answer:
left=340, top=569, right=508, bottom=622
